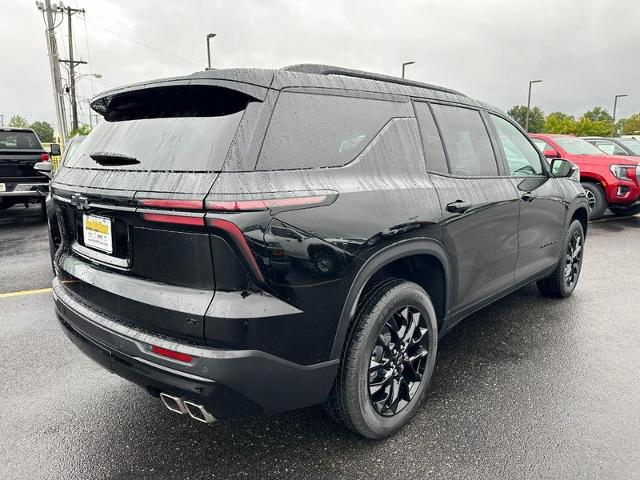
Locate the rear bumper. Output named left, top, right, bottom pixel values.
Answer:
left=52, top=277, right=338, bottom=418
left=0, top=181, right=48, bottom=198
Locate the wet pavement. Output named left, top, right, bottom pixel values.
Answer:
left=1, top=205, right=639, bottom=479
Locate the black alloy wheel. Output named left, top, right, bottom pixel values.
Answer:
left=537, top=219, right=585, bottom=298
left=369, top=306, right=429, bottom=416
left=324, top=279, right=438, bottom=439
left=564, top=230, right=583, bottom=288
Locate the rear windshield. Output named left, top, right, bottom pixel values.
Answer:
left=257, top=91, right=409, bottom=170
left=68, top=86, right=251, bottom=172
left=0, top=130, right=42, bottom=150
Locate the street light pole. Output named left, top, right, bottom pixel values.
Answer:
left=525, top=79, right=543, bottom=133
left=612, top=94, right=628, bottom=137
left=206, top=33, right=216, bottom=69
left=401, top=61, right=415, bottom=79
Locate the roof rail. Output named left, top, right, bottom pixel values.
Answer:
left=282, top=64, right=464, bottom=96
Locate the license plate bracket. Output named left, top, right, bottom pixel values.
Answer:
left=83, top=214, right=113, bottom=254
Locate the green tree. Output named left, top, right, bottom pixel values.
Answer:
left=69, top=124, right=91, bottom=138
left=619, top=113, right=640, bottom=135
left=574, top=117, right=611, bottom=137
left=582, top=107, right=612, bottom=123
left=544, top=112, right=576, bottom=134
left=30, top=121, right=54, bottom=143
left=8, top=115, right=29, bottom=128
left=507, top=105, right=545, bottom=133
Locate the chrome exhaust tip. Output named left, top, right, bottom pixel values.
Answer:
left=159, top=393, right=188, bottom=415
left=183, top=400, right=216, bottom=423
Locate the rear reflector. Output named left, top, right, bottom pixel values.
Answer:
left=40, top=153, right=50, bottom=162
left=138, top=198, right=203, bottom=210
left=151, top=345, right=193, bottom=363
left=142, top=213, right=205, bottom=226
left=206, top=195, right=329, bottom=212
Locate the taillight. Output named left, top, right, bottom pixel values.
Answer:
left=206, top=194, right=334, bottom=212
left=207, top=218, right=265, bottom=282
left=141, top=213, right=205, bottom=226
left=138, top=198, right=203, bottom=210
left=40, top=153, right=50, bottom=162
left=151, top=345, right=193, bottom=363
left=138, top=198, right=205, bottom=226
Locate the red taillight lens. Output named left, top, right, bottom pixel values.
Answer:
left=138, top=198, right=205, bottom=226
left=207, top=218, right=264, bottom=282
left=142, top=213, right=205, bottom=226
left=206, top=195, right=330, bottom=212
left=151, top=345, right=193, bottom=363
left=138, top=198, right=203, bottom=210
left=40, top=153, right=50, bottom=162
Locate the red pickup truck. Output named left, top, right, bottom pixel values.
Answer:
left=531, top=134, right=640, bottom=219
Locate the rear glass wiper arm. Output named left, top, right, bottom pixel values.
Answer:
left=90, top=151, right=140, bottom=166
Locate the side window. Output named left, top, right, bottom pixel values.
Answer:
left=257, top=91, right=407, bottom=170
left=531, top=138, right=550, bottom=151
left=413, top=102, right=449, bottom=174
left=490, top=114, right=544, bottom=176
left=430, top=104, right=498, bottom=176
left=595, top=141, right=626, bottom=156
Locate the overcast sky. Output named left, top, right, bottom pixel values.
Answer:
left=2, top=0, right=639, bottom=127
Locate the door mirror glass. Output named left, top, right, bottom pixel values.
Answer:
left=49, top=143, right=61, bottom=156
left=550, top=158, right=577, bottom=178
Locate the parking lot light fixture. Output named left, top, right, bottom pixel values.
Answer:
left=402, top=61, right=415, bottom=79
left=206, top=33, right=216, bottom=69
left=525, top=79, right=543, bottom=133
left=612, top=94, right=628, bottom=136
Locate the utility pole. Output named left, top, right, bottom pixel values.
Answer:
left=37, top=0, right=68, bottom=143
left=58, top=5, right=86, bottom=132
left=525, top=79, right=543, bottom=133
left=0, top=114, right=4, bottom=126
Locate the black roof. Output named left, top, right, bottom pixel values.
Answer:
left=0, top=127, right=36, bottom=133
left=91, top=64, right=495, bottom=115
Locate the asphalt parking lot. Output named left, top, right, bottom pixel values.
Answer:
left=1, top=206, right=639, bottom=480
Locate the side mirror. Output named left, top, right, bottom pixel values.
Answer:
left=34, top=161, right=52, bottom=179
left=543, top=149, right=560, bottom=159
left=49, top=143, right=61, bottom=156
left=550, top=158, right=578, bottom=179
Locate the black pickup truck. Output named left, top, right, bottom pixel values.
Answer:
left=0, top=127, right=59, bottom=211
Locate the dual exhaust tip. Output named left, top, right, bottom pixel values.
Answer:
left=160, top=392, right=216, bottom=424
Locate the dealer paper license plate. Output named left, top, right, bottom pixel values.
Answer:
left=83, top=214, right=113, bottom=254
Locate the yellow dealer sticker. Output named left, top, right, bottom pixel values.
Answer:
left=83, top=214, right=113, bottom=254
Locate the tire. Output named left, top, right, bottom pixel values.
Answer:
left=581, top=182, right=607, bottom=220
left=537, top=220, right=585, bottom=298
left=324, top=279, right=438, bottom=439
left=609, top=205, right=640, bottom=217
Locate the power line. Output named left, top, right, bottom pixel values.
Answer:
left=76, top=16, right=201, bottom=67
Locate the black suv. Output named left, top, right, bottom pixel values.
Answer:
left=48, top=65, right=588, bottom=438
left=0, top=127, right=58, bottom=212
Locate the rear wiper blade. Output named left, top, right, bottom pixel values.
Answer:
left=90, top=151, right=140, bottom=166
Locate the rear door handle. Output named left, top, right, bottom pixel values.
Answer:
left=446, top=200, right=472, bottom=214
left=521, top=192, right=537, bottom=202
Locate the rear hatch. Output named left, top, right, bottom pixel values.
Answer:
left=0, top=129, right=48, bottom=182
left=52, top=83, right=264, bottom=343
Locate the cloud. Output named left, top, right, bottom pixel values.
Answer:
left=1, top=0, right=638, bottom=126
